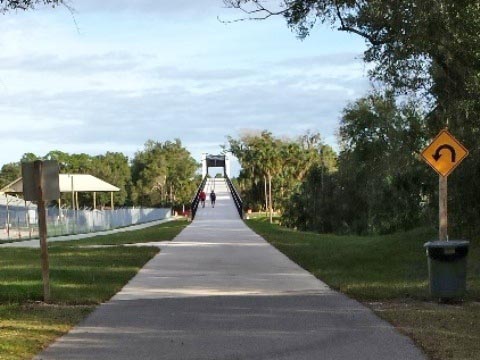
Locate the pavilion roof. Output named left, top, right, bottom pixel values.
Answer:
left=0, top=174, right=120, bottom=194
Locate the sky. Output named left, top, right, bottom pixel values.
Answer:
left=0, top=0, right=370, bottom=174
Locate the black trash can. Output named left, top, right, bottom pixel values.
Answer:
left=424, top=240, right=469, bottom=299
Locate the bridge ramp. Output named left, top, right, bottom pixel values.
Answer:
left=195, top=177, right=239, bottom=220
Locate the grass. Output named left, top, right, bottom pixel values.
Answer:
left=0, top=246, right=160, bottom=304
left=246, top=217, right=480, bottom=360
left=0, top=219, right=189, bottom=245
left=0, top=304, right=92, bottom=360
left=0, top=219, right=188, bottom=360
left=371, top=301, right=480, bottom=360
left=50, top=219, right=188, bottom=247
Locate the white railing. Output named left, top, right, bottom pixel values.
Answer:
left=0, top=207, right=171, bottom=240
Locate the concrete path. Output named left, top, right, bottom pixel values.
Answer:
left=36, top=178, right=425, bottom=360
left=0, top=217, right=174, bottom=248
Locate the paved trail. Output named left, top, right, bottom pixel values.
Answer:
left=36, top=178, right=425, bottom=360
left=0, top=218, right=174, bottom=248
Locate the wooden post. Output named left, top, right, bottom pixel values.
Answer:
left=439, top=175, right=448, bottom=241
left=71, top=176, right=75, bottom=210
left=111, top=192, right=114, bottom=210
left=33, top=161, right=50, bottom=302
left=93, top=191, right=96, bottom=210
left=75, top=192, right=79, bottom=211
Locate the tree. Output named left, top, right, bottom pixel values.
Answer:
left=337, top=92, right=429, bottom=234
left=0, top=162, right=21, bottom=189
left=226, top=1, right=480, bottom=237
left=227, top=130, right=326, bottom=223
left=131, top=141, right=168, bottom=206
left=228, top=131, right=281, bottom=222
left=283, top=92, right=429, bottom=235
left=90, top=152, right=131, bottom=207
left=282, top=162, right=339, bottom=233
left=21, top=153, right=40, bottom=162
left=23, top=150, right=131, bottom=208
left=1, top=0, right=63, bottom=13
left=224, top=1, right=480, bottom=149
left=131, top=139, right=198, bottom=208
left=162, top=140, right=199, bottom=206
left=224, top=1, right=480, bottom=99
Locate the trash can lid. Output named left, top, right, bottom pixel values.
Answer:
left=424, top=240, right=469, bottom=249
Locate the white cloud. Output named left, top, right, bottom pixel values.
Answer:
left=275, top=52, right=365, bottom=68
left=0, top=52, right=141, bottom=73
left=0, top=1, right=370, bottom=171
left=67, top=0, right=223, bottom=15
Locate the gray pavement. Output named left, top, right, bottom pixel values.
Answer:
left=0, top=217, right=174, bottom=248
left=36, top=178, right=425, bottom=359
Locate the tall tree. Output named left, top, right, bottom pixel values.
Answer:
left=228, top=131, right=280, bottom=222
left=90, top=152, right=131, bottom=207
left=226, top=0, right=480, bottom=236
left=225, top=1, right=480, bottom=100
left=283, top=93, right=429, bottom=234
left=337, top=92, right=429, bottom=234
left=228, top=130, right=326, bottom=222
left=131, top=139, right=198, bottom=208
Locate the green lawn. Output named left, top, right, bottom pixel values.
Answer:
left=0, top=246, right=159, bottom=304
left=50, top=220, right=188, bottom=247
left=0, top=219, right=188, bottom=360
left=246, top=217, right=480, bottom=360
left=0, top=304, right=92, bottom=360
left=371, top=301, right=480, bottom=360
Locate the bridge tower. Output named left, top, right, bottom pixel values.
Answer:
left=201, top=154, right=230, bottom=178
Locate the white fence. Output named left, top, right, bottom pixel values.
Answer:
left=0, top=207, right=171, bottom=240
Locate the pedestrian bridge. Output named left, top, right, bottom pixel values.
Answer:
left=191, top=177, right=243, bottom=220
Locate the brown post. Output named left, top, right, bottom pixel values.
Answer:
left=93, top=191, right=96, bottom=210
left=111, top=192, right=114, bottom=210
left=33, top=161, right=51, bottom=302
left=439, top=175, right=448, bottom=241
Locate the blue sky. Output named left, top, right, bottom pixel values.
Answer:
left=0, top=0, right=370, bottom=173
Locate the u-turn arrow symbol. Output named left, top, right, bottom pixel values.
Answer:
left=432, top=144, right=456, bottom=162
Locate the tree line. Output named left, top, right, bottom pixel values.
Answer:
left=226, top=93, right=436, bottom=236
left=5, top=1, right=480, bottom=236
left=0, top=139, right=199, bottom=210
left=226, top=0, right=480, bottom=237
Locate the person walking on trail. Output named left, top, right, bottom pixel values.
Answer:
left=199, top=190, right=206, bottom=208
left=210, top=190, right=216, bottom=208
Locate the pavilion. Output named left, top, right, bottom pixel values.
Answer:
left=0, top=174, right=120, bottom=210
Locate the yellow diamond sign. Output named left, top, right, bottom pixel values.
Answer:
left=421, top=129, right=468, bottom=177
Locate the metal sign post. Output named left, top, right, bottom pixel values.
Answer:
left=439, top=176, right=448, bottom=241
left=421, top=129, right=470, bottom=299
left=22, top=160, right=60, bottom=302
left=34, top=162, right=50, bottom=302
left=421, top=129, right=468, bottom=240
